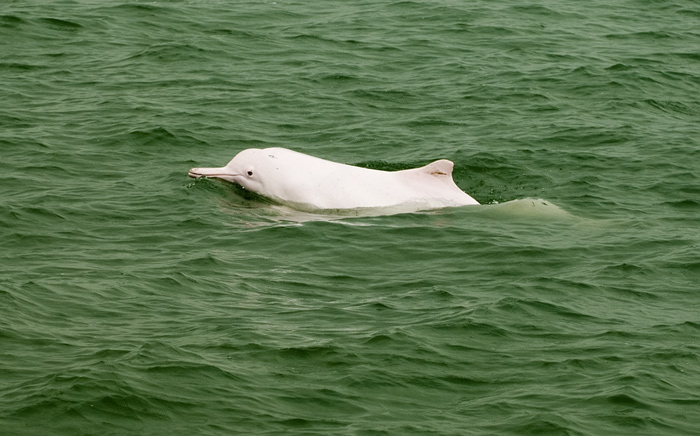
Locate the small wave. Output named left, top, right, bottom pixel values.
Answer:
left=39, top=17, right=83, bottom=31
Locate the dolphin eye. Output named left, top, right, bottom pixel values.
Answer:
left=247, top=170, right=254, bottom=176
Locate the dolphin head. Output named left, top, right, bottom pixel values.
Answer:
left=188, top=148, right=276, bottom=194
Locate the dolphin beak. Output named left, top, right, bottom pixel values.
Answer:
left=189, top=167, right=224, bottom=178
left=188, top=168, right=205, bottom=178
left=188, top=167, right=239, bottom=183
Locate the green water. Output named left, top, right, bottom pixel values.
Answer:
left=2, top=1, right=699, bottom=435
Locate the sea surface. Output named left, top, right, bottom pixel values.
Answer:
left=2, top=1, right=699, bottom=435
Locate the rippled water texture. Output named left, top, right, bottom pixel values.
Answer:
left=2, top=1, right=699, bottom=435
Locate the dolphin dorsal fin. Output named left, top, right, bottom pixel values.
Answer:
left=419, top=159, right=454, bottom=177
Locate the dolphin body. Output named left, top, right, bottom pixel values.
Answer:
left=189, top=147, right=478, bottom=212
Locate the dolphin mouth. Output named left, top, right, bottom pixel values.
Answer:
left=188, top=168, right=211, bottom=178
left=189, top=168, right=229, bottom=178
left=188, top=168, right=242, bottom=184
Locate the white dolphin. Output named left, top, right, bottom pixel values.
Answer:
left=188, top=147, right=479, bottom=212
